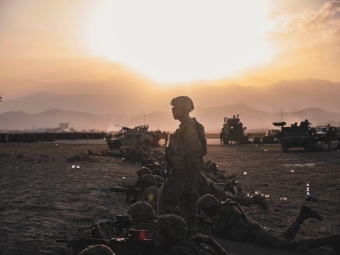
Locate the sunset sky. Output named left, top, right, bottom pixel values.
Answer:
left=0, top=0, right=340, bottom=99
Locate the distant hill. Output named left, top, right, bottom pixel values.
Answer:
left=1, top=104, right=340, bottom=132
left=0, top=109, right=124, bottom=132
left=1, top=79, right=340, bottom=116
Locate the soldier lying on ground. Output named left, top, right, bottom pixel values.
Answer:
left=137, top=174, right=160, bottom=209
left=197, top=194, right=340, bottom=254
left=126, top=201, right=158, bottom=239
left=132, top=167, right=153, bottom=197
left=155, top=214, right=229, bottom=255
left=197, top=172, right=268, bottom=210
left=203, top=161, right=242, bottom=193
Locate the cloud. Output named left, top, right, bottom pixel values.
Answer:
left=268, top=1, right=340, bottom=46
left=234, top=1, right=340, bottom=85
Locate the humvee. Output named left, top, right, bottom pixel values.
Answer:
left=107, top=125, right=154, bottom=150
left=273, top=121, right=315, bottom=152
left=221, top=115, right=248, bottom=144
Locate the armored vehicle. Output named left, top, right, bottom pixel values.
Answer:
left=273, top=120, right=315, bottom=152
left=107, top=125, right=154, bottom=149
left=221, top=115, right=248, bottom=144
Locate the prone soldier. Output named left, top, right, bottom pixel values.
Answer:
left=126, top=201, right=158, bottom=239
left=155, top=214, right=229, bottom=255
left=197, top=172, right=268, bottom=210
left=137, top=174, right=160, bottom=208
left=197, top=194, right=340, bottom=254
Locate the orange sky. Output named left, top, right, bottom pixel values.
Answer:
left=0, top=0, right=339, bottom=99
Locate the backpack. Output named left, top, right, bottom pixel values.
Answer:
left=192, top=117, right=207, bottom=156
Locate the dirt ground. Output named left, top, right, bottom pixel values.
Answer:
left=0, top=142, right=340, bottom=255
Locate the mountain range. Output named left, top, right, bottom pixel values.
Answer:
left=1, top=79, right=340, bottom=115
left=1, top=104, right=340, bottom=133
left=1, top=78, right=340, bottom=132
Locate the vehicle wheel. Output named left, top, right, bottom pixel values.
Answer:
left=108, top=140, right=122, bottom=149
left=305, top=141, right=313, bottom=151
left=281, top=141, right=288, bottom=152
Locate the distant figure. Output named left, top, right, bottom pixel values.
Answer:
left=219, top=128, right=225, bottom=145
left=300, top=119, right=310, bottom=127
left=326, top=127, right=334, bottom=151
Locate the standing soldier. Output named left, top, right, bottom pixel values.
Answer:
left=326, top=127, right=334, bottom=151
left=157, top=96, right=207, bottom=235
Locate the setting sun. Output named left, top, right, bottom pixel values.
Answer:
left=83, top=0, right=274, bottom=83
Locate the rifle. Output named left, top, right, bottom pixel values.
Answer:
left=101, top=184, right=138, bottom=202
left=56, top=230, right=160, bottom=255
left=160, top=146, right=172, bottom=182
left=78, top=215, right=131, bottom=238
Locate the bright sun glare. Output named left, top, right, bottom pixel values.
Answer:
left=84, top=0, right=273, bottom=84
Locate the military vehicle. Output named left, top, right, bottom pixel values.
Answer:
left=221, top=115, right=248, bottom=144
left=314, top=126, right=340, bottom=143
left=273, top=120, right=315, bottom=152
left=261, top=129, right=280, bottom=144
left=107, top=125, right=154, bottom=150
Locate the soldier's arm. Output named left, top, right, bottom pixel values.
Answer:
left=172, top=121, right=201, bottom=156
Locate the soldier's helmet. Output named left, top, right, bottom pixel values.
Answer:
left=79, top=244, right=114, bottom=255
left=198, top=194, right=219, bottom=210
left=157, top=214, right=188, bottom=240
left=141, top=174, right=157, bottom=185
left=207, top=162, right=218, bottom=174
left=171, top=96, right=194, bottom=112
left=137, top=167, right=152, bottom=178
left=128, top=201, right=156, bottom=221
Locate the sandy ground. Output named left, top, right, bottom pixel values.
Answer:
left=0, top=142, right=340, bottom=255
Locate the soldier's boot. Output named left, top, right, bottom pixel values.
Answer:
left=253, top=194, right=268, bottom=210
left=281, top=220, right=300, bottom=240
left=295, top=205, right=322, bottom=224
left=329, top=234, right=340, bottom=255
left=294, top=234, right=340, bottom=255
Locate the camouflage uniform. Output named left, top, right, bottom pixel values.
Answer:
left=165, top=235, right=229, bottom=255
left=157, top=214, right=229, bottom=255
left=158, top=96, right=207, bottom=233
left=197, top=172, right=262, bottom=208
left=198, top=195, right=340, bottom=253
left=140, top=185, right=159, bottom=205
